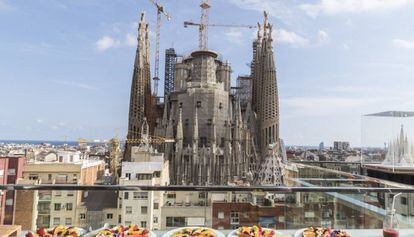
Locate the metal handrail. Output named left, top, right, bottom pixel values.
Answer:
left=3, top=184, right=414, bottom=193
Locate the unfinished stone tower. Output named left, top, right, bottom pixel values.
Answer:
left=125, top=12, right=153, bottom=161
left=251, top=11, right=280, bottom=159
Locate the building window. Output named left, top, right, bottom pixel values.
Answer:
left=80, top=213, right=86, bottom=220
left=8, top=168, right=16, bottom=175
left=197, top=101, right=202, bottom=108
left=141, top=221, right=147, bottom=228
left=303, top=194, right=309, bottom=203
left=54, top=203, right=61, bottom=211
left=136, top=174, right=152, bottom=180
left=218, top=212, right=224, bottom=219
left=66, top=203, right=73, bottom=211
left=153, top=217, right=158, bottom=223
left=219, top=103, right=223, bottom=109
left=154, top=203, right=159, bottom=210
left=207, top=119, right=212, bottom=126
left=133, top=192, right=148, bottom=199
left=199, top=192, right=207, bottom=199
left=167, top=193, right=176, bottom=199
left=107, top=213, right=113, bottom=219
left=0, top=169, right=4, bottom=176
left=125, top=173, right=131, bottom=179
left=48, top=174, right=52, bottom=180
left=65, top=218, right=72, bottom=225
left=200, top=137, right=207, bottom=146
left=124, top=192, right=129, bottom=200
left=230, top=211, right=239, bottom=224
left=5, top=199, right=13, bottom=206
left=126, top=206, right=132, bottom=214
left=153, top=171, right=161, bottom=178
left=166, top=217, right=186, bottom=227
left=53, top=218, right=60, bottom=225
left=28, top=174, right=38, bottom=180
left=401, top=197, right=408, bottom=205
left=141, top=206, right=148, bottom=214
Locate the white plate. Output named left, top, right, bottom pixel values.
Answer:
left=294, top=228, right=350, bottom=237
left=228, top=227, right=284, bottom=237
left=29, top=227, right=87, bottom=236
left=85, top=226, right=156, bottom=237
left=162, top=227, right=225, bottom=237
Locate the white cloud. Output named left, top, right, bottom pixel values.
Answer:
left=328, top=85, right=375, bottom=93
left=318, top=30, right=330, bottom=44
left=125, top=33, right=137, bottom=47
left=274, top=29, right=310, bottom=48
left=228, top=0, right=300, bottom=24
left=392, top=38, right=414, bottom=49
left=96, top=36, right=120, bottom=51
left=282, top=96, right=380, bottom=117
left=300, top=0, right=414, bottom=17
left=343, top=43, right=351, bottom=50
left=0, top=0, right=13, bottom=11
left=51, top=80, right=99, bottom=91
left=36, top=119, right=44, bottom=124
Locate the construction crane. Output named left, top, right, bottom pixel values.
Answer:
left=78, top=138, right=108, bottom=146
left=148, top=0, right=171, bottom=96
left=125, top=130, right=174, bottom=145
left=125, top=135, right=175, bottom=144
left=184, top=0, right=257, bottom=50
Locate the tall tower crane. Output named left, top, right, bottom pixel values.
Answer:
left=184, top=0, right=256, bottom=50
left=149, top=0, right=171, bottom=96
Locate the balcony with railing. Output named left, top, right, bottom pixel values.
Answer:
left=4, top=164, right=414, bottom=236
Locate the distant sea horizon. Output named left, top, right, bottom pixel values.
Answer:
left=0, top=139, right=80, bottom=146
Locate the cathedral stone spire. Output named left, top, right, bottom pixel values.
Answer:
left=175, top=108, right=184, bottom=184
left=125, top=12, right=152, bottom=161
left=251, top=11, right=280, bottom=157
left=165, top=108, right=174, bottom=179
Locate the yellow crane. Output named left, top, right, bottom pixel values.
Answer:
left=124, top=129, right=174, bottom=145
left=125, top=134, right=175, bottom=144
left=148, top=0, right=171, bottom=96
left=184, top=0, right=257, bottom=50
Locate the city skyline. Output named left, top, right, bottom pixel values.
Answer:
left=1, top=0, right=414, bottom=146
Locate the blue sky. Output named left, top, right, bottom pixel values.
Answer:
left=1, top=0, right=414, bottom=146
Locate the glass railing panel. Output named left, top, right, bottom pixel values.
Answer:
left=5, top=187, right=414, bottom=234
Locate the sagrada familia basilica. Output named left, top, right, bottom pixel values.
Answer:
left=124, top=11, right=285, bottom=186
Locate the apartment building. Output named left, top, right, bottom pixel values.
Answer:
left=160, top=191, right=212, bottom=230
left=14, top=150, right=104, bottom=229
left=0, top=155, right=25, bottom=224
left=119, top=144, right=169, bottom=230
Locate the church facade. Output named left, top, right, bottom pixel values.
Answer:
left=126, top=12, right=284, bottom=186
